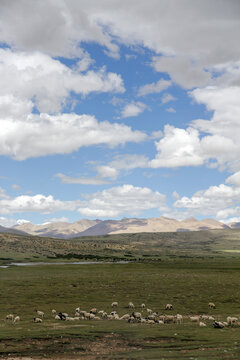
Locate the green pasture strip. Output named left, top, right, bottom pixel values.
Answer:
left=1, top=260, right=240, bottom=358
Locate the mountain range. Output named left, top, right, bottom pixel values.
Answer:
left=7, top=216, right=233, bottom=238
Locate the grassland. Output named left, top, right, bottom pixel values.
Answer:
left=1, top=230, right=240, bottom=359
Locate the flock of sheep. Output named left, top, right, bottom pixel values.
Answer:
left=4, top=301, right=239, bottom=329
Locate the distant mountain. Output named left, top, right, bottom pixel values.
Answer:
left=228, top=222, right=240, bottom=229
left=12, top=216, right=229, bottom=238
left=12, top=219, right=101, bottom=238
left=0, top=225, right=28, bottom=236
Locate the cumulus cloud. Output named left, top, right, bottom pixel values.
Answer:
left=1, top=1, right=239, bottom=67
left=152, top=56, right=211, bottom=89
left=138, top=79, right=171, bottom=96
left=0, top=49, right=124, bottom=113
left=121, top=102, right=146, bottom=118
left=0, top=194, right=78, bottom=215
left=77, top=184, right=168, bottom=218
left=150, top=125, right=204, bottom=168
left=173, top=174, right=240, bottom=221
left=0, top=112, right=146, bottom=160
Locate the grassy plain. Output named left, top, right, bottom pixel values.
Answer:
left=1, top=230, right=240, bottom=358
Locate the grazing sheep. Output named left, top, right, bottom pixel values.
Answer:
left=111, top=302, right=118, bottom=308
left=132, top=312, right=142, bottom=320
left=164, top=315, right=175, bottom=323
left=147, top=319, right=155, bottom=324
left=208, top=316, right=215, bottom=321
left=213, top=321, right=225, bottom=329
left=36, top=310, right=44, bottom=318
left=140, top=318, right=147, bottom=323
left=98, top=310, right=105, bottom=315
left=165, top=304, right=173, bottom=310
left=66, top=317, right=75, bottom=321
left=58, top=312, right=66, bottom=320
left=147, top=308, right=152, bottom=315
left=101, top=312, right=108, bottom=319
left=120, top=314, right=130, bottom=320
left=189, top=316, right=200, bottom=323
left=200, top=315, right=209, bottom=321
left=13, top=316, right=20, bottom=324
left=199, top=321, right=207, bottom=327
left=94, top=316, right=101, bottom=320
left=51, top=309, right=56, bottom=315
left=110, top=311, right=117, bottom=315
left=175, top=314, right=183, bottom=324
left=62, top=312, right=68, bottom=317
left=208, top=302, right=216, bottom=309
left=141, top=303, right=146, bottom=309
left=158, top=320, right=164, bottom=325
left=34, top=317, right=42, bottom=323
left=75, top=307, right=81, bottom=313
left=5, top=314, right=14, bottom=321
left=90, top=308, right=97, bottom=314
left=227, top=316, right=238, bottom=326
left=55, top=315, right=61, bottom=320
left=128, top=302, right=135, bottom=309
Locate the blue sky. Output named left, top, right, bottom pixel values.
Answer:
left=0, top=0, right=240, bottom=226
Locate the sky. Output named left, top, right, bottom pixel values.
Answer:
left=0, top=0, right=240, bottom=226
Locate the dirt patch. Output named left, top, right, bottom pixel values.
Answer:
left=0, top=334, right=141, bottom=359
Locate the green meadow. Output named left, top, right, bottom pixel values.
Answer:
left=1, top=230, right=240, bottom=358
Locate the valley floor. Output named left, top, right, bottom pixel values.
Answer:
left=1, top=259, right=240, bottom=359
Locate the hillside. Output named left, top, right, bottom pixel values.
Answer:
left=1, top=228, right=240, bottom=264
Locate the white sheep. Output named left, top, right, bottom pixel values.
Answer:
left=175, top=314, right=183, bottom=324
left=227, top=316, right=238, bottom=326
left=75, top=307, right=81, bottom=313
left=199, top=321, right=207, bottom=327
left=51, top=309, right=56, bottom=315
left=111, top=302, right=118, bottom=308
left=189, top=316, right=200, bottom=323
left=55, top=315, right=61, bottom=320
left=146, top=308, right=152, bottom=315
left=36, top=310, right=44, bottom=318
left=208, top=302, right=216, bottom=309
left=5, top=314, right=14, bottom=321
left=120, top=314, right=130, bottom=320
left=128, top=302, right=135, bottom=309
left=90, top=308, right=97, bottom=314
left=141, top=303, right=146, bottom=309
left=165, top=304, right=173, bottom=310
left=34, top=317, right=42, bottom=323
left=13, top=316, right=20, bottom=324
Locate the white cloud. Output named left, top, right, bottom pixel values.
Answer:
left=150, top=125, right=204, bottom=168
left=166, top=107, right=176, bottom=113
left=1, top=1, right=239, bottom=68
left=152, top=56, right=211, bottom=89
left=191, top=86, right=240, bottom=171
left=55, top=173, right=110, bottom=185
left=121, top=102, right=146, bottom=118
left=0, top=217, right=19, bottom=228
left=77, top=184, right=168, bottom=218
left=174, top=177, right=240, bottom=221
left=96, top=166, right=119, bottom=180
left=138, top=79, right=171, bottom=96
left=161, top=93, right=176, bottom=104
left=226, top=171, right=240, bottom=186
left=0, top=194, right=78, bottom=215
left=0, top=49, right=124, bottom=113
left=0, top=112, right=146, bottom=160
left=12, top=184, right=20, bottom=190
